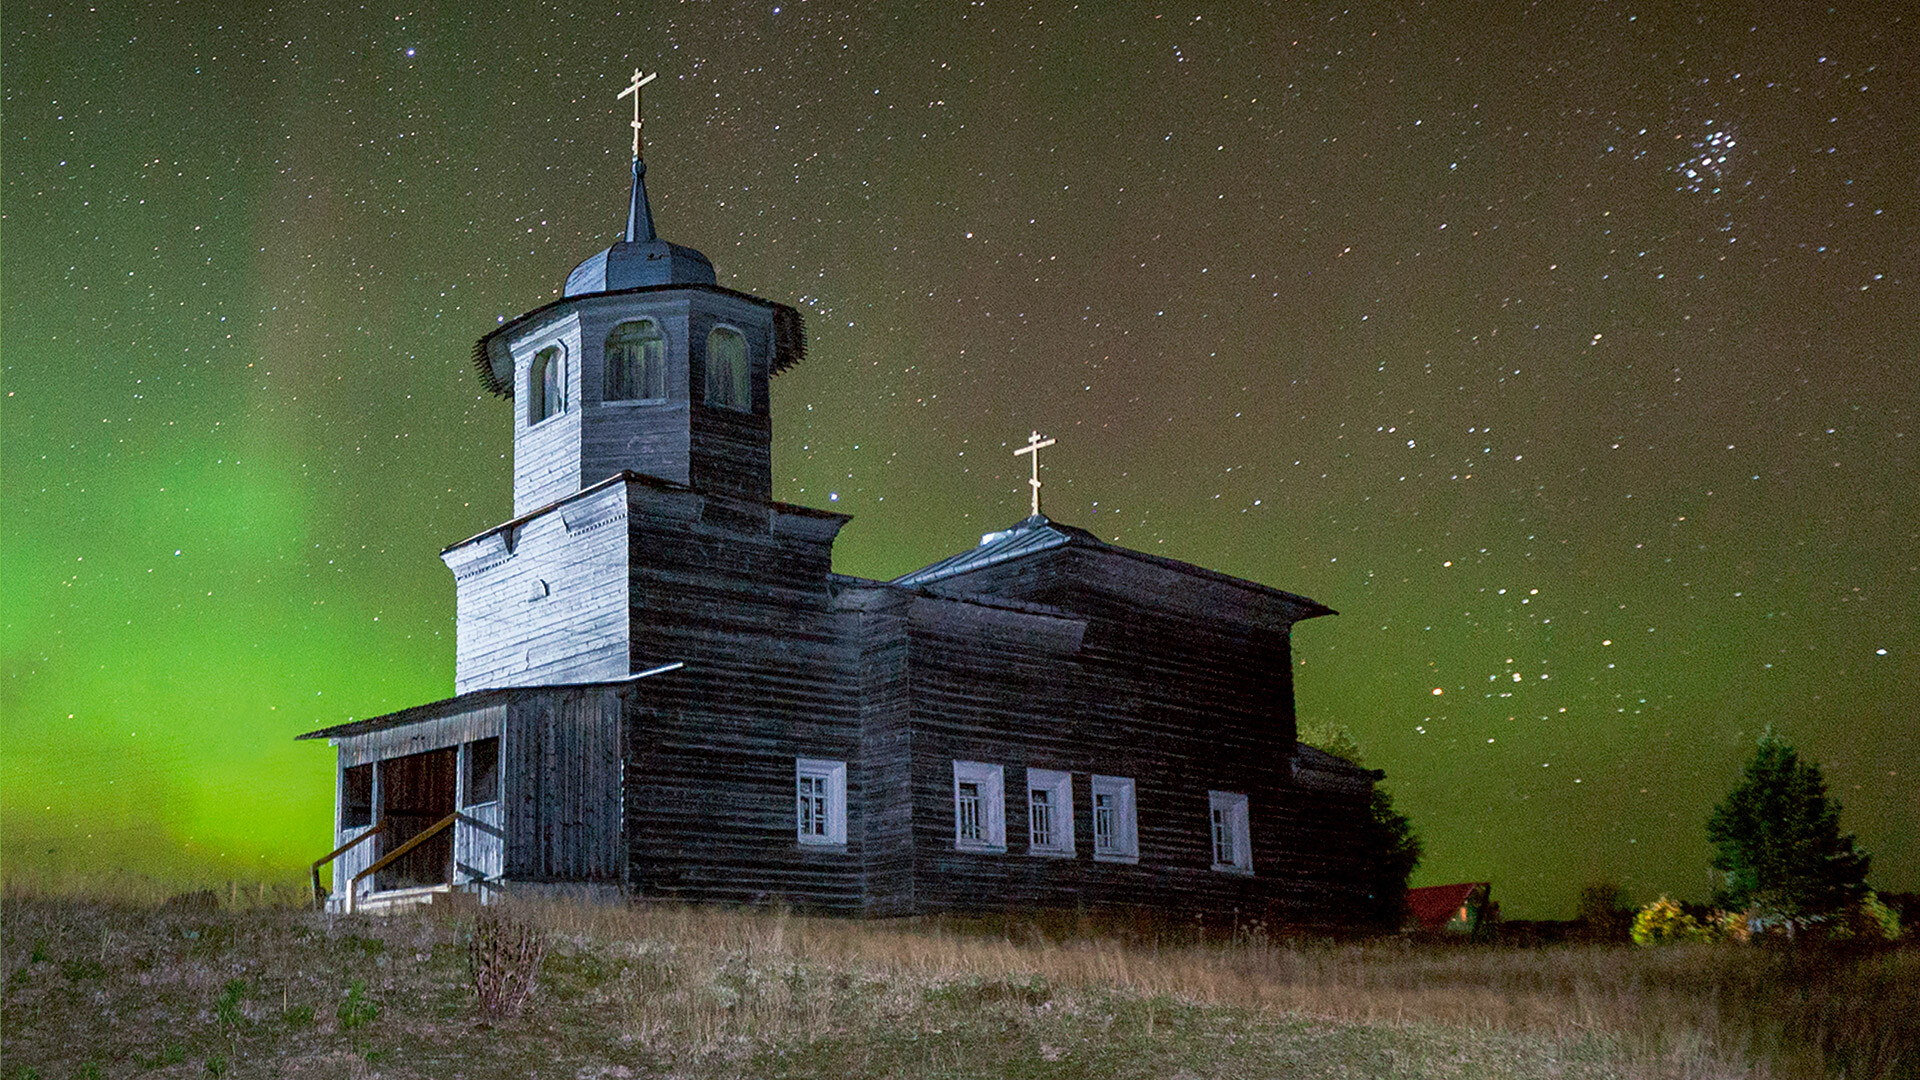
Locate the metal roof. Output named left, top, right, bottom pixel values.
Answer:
left=891, top=514, right=1072, bottom=587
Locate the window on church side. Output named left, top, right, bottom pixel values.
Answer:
left=605, top=320, right=665, bottom=402
left=463, top=737, right=500, bottom=808
left=1091, top=774, right=1138, bottom=862
left=795, top=758, right=847, bottom=846
left=952, top=761, right=1005, bottom=852
left=1027, top=768, right=1074, bottom=856
left=1209, top=790, right=1252, bottom=874
left=705, top=326, right=750, bottom=411
left=529, top=345, right=565, bottom=424
left=342, top=764, right=373, bottom=830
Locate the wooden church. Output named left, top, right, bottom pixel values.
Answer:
left=302, top=74, right=1382, bottom=920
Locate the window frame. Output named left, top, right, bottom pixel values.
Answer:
left=952, top=760, right=1006, bottom=852
left=795, top=757, right=847, bottom=847
left=1089, top=774, right=1138, bottom=863
left=462, top=737, right=500, bottom=809
left=703, top=324, right=751, bottom=412
left=603, top=319, right=667, bottom=404
left=341, top=763, right=374, bottom=830
left=1025, top=767, right=1075, bottom=857
left=528, top=344, right=566, bottom=425
left=1209, top=790, right=1253, bottom=874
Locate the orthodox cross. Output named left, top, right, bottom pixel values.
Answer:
left=618, top=68, right=658, bottom=159
left=1013, top=431, right=1056, bottom=518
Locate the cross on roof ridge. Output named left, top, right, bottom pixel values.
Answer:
left=1013, top=431, right=1056, bottom=518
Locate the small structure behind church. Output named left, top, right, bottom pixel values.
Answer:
left=1404, top=882, right=1496, bottom=937
left=302, top=73, right=1385, bottom=920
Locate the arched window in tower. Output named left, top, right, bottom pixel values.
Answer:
left=528, top=345, right=565, bottom=424
left=705, top=326, right=750, bottom=411
left=605, top=320, right=666, bottom=402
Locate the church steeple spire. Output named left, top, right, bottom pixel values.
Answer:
left=559, top=67, right=716, bottom=298
left=625, top=156, right=657, bottom=244
left=619, top=69, right=659, bottom=244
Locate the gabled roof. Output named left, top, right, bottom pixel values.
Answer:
left=1404, top=882, right=1492, bottom=930
left=891, top=513, right=1336, bottom=619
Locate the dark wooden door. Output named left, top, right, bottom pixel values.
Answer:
left=378, top=747, right=458, bottom=889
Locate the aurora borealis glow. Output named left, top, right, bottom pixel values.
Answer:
left=3, top=3, right=1914, bottom=916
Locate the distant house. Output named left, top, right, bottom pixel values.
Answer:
left=300, top=104, right=1389, bottom=923
left=1405, top=882, right=1494, bottom=935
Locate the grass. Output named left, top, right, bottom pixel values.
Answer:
left=1, top=883, right=1914, bottom=1079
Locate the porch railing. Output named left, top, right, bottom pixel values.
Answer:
left=310, top=821, right=387, bottom=908
left=313, top=811, right=505, bottom=912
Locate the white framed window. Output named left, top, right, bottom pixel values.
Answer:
left=1026, top=768, right=1074, bottom=856
left=1209, top=790, right=1252, bottom=874
left=795, top=758, right=847, bottom=846
left=952, top=760, right=1006, bottom=852
left=1089, top=774, right=1138, bottom=863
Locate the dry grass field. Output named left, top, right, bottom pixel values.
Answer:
left=2, top=881, right=1914, bottom=1079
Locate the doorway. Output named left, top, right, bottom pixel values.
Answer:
left=378, top=747, right=458, bottom=890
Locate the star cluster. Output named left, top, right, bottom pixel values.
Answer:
left=3, top=2, right=1914, bottom=914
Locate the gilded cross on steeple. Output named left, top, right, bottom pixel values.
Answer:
left=618, top=68, right=658, bottom=160
left=1013, top=431, right=1056, bottom=518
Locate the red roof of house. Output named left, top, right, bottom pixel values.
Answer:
left=1404, top=882, right=1490, bottom=930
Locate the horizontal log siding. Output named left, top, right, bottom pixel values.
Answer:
left=903, top=546, right=1371, bottom=923
left=685, top=300, right=774, bottom=503
left=447, top=485, right=630, bottom=693
left=853, top=592, right=915, bottom=915
left=502, top=687, right=624, bottom=882
left=575, top=298, right=695, bottom=491
left=621, top=492, right=864, bottom=910
left=510, top=313, right=586, bottom=516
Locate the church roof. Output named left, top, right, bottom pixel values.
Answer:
left=892, top=513, right=1337, bottom=619
left=564, top=156, right=716, bottom=295
left=471, top=140, right=807, bottom=398
left=470, top=283, right=808, bottom=398
left=294, top=663, right=685, bottom=742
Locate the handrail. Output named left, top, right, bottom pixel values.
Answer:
left=346, top=811, right=487, bottom=914
left=310, top=821, right=389, bottom=908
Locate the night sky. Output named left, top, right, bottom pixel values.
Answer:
left=4, top=2, right=1915, bottom=917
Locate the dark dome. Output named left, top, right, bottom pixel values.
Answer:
left=563, top=156, right=717, bottom=297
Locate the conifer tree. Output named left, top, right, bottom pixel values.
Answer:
left=1300, top=725, right=1423, bottom=928
left=1706, top=728, right=1869, bottom=927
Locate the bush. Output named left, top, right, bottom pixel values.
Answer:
left=1631, top=897, right=1713, bottom=945
left=469, top=908, right=547, bottom=1018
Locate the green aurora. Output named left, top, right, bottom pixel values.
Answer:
left=3, top=3, right=1915, bottom=916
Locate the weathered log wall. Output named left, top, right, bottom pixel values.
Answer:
left=620, top=489, right=866, bottom=909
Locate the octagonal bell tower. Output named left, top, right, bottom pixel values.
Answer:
left=471, top=95, right=805, bottom=517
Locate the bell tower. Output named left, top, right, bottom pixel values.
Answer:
left=469, top=70, right=805, bottom=516
left=441, top=72, right=833, bottom=695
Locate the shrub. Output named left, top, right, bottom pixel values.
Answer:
left=1631, top=896, right=1712, bottom=945
left=1829, top=891, right=1904, bottom=942
left=1575, top=880, right=1633, bottom=943
left=469, top=908, right=547, bottom=1018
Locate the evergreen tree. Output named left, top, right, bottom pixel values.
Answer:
left=1706, top=728, right=1870, bottom=927
left=1300, top=725, right=1424, bottom=928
